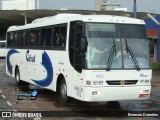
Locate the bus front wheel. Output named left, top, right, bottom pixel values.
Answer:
left=59, top=79, right=70, bottom=104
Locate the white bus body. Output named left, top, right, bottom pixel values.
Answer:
left=6, top=14, right=152, bottom=103
left=0, top=40, right=6, bottom=57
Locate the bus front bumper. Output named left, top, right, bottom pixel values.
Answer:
left=83, top=85, right=151, bottom=102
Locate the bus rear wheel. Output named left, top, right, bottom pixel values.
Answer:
left=15, top=68, right=29, bottom=89
left=15, top=68, right=21, bottom=86
left=59, top=79, right=70, bottom=104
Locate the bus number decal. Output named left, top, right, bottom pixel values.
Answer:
left=75, top=86, right=82, bottom=97
left=96, top=74, right=104, bottom=78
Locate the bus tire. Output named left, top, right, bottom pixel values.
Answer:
left=15, top=68, right=21, bottom=86
left=59, top=79, right=70, bottom=104
left=15, top=67, right=29, bottom=88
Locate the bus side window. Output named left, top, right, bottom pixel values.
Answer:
left=69, top=22, right=76, bottom=66
left=30, top=31, right=35, bottom=46
left=69, top=21, right=83, bottom=72
left=23, top=31, right=29, bottom=46
left=45, top=28, right=52, bottom=46
left=22, top=32, right=26, bottom=46
left=53, top=24, right=67, bottom=47
left=34, top=30, right=40, bottom=46
left=41, top=29, right=46, bottom=46
left=59, top=25, right=67, bottom=47
left=53, top=27, right=60, bottom=46
left=18, top=32, right=23, bottom=47
left=30, top=30, right=40, bottom=46
left=9, top=32, right=15, bottom=46
left=0, top=42, right=5, bottom=48
left=1, top=43, right=5, bottom=48
left=15, top=33, right=18, bottom=47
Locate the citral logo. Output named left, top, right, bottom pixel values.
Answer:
left=140, top=73, right=148, bottom=77
left=26, top=50, right=36, bottom=62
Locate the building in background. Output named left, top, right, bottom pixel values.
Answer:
left=115, top=7, right=127, bottom=12
left=145, top=15, right=160, bottom=62
left=95, top=0, right=127, bottom=11
left=1, top=0, right=39, bottom=10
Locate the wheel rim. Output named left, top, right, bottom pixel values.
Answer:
left=61, top=83, right=67, bottom=98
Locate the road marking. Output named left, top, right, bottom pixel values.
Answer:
left=12, top=110, right=17, bottom=112
left=2, top=95, right=6, bottom=99
left=6, top=101, right=12, bottom=106
left=33, top=118, right=41, bottom=120
left=0, top=90, right=18, bottom=113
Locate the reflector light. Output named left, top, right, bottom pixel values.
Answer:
left=92, top=91, right=103, bottom=95
left=139, top=94, right=149, bottom=98
left=145, top=80, right=149, bottom=84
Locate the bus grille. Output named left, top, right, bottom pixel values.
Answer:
left=106, top=80, right=138, bottom=85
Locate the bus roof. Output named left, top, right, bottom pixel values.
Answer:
left=7, top=13, right=145, bottom=32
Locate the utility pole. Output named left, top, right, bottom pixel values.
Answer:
left=133, top=0, right=137, bottom=18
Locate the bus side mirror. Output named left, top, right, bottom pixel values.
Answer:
left=80, top=36, right=88, bottom=54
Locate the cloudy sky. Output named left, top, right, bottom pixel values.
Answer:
left=39, top=0, right=160, bottom=14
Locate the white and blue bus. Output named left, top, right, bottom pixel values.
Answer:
left=0, top=40, right=6, bottom=57
left=6, top=14, right=152, bottom=103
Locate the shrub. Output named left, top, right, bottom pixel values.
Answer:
left=152, top=61, right=160, bottom=70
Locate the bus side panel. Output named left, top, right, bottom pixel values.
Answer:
left=50, top=51, right=70, bottom=92
left=20, top=50, right=53, bottom=90
left=66, top=69, right=84, bottom=101
left=6, top=48, right=85, bottom=101
left=19, top=50, right=31, bottom=82
left=49, top=50, right=84, bottom=101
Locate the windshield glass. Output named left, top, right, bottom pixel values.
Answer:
left=119, top=24, right=150, bottom=69
left=84, top=23, right=150, bottom=69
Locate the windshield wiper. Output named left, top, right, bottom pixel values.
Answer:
left=106, top=37, right=116, bottom=71
left=125, top=38, right=140, bottom=71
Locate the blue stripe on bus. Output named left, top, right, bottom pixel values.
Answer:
left=7, top=49, right=19, bottom=75
left=32, top=51, right=53, bottom=87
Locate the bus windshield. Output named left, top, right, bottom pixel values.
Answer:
left=84, top=23, right=150, bottom=69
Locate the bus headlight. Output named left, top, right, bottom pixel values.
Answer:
left=140, top=80, right=149, bottom=84
left=93, top=81, right=103, bottom=85
left=140, top=80, right=144, bottom=84
left=145, top=80, right=149, bottom=84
